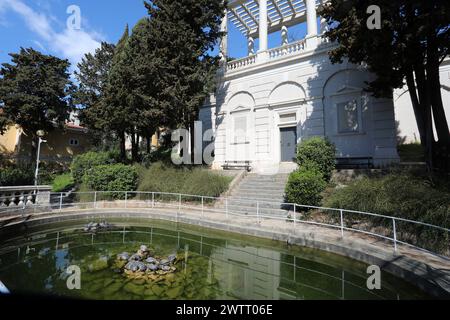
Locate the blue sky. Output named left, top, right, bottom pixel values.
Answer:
left=0, top=0, right=308, bottom=71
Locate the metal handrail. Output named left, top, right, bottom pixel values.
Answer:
left=1, top=190, right=449, bottom=258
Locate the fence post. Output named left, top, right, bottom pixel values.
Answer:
left=392, top=218, right=398, bottom=253
left=152, top=192, right=155, bottom=208
left=201, top=196, right=204, bottom=218
left=178, top=194, right=181, bottom=213
left=256, top=201, right=260, bottom=224
left=225, top=198, right=228, bottom=220
left=340, top=209, right=344, bottom=238
left=93, top=191, right=97, bottom=209
left=59, top=192, right=63, bottom=212
left=125, top=191, right=128, bottom=209
left=293, top=204, right=296, bottom=228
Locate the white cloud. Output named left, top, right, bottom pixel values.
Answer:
left=0, top=0, right=103, bottom=67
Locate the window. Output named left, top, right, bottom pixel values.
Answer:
left=234, top=116, right=247, bottom=144
left=279, top=113, right=296, bottom=123
left=69, top=138, right=79, bottom=146
left=337, top=100, right=359, bottom=133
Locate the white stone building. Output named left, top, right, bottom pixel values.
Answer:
left=199, top=0, right=405, bottom=173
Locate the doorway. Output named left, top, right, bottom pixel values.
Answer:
left=280, top=127, right=297, bottom=162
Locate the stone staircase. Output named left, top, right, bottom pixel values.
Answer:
left=216, top=172, right=292, bottom=217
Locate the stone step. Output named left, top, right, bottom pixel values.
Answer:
left=244, top=177, right=289, bottom=183
left=224, top=199, right=290, bottom=209
left=237, top=184, right=286, bottom=191
left=229, top=193, right=285, bottom=202
left=245, top=176, right=289, bottom=182
left=221, top=204, right=290, bottom=217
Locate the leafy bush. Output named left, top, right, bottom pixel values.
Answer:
left=52, top=173, right=74, bottom=192
left=285, top=167, right=327, bottom=208
left=83, top=164, right=138, bottom=198
left=0, top=165, right=34, bottom=186
left=38, top=161, right=67, bottom=185
left=137, top=162, right=232, bottom=198
left=397, top=143, right=425, bottom=162
left=324, top=173, right=450, bottom=253
left=296, top=137, right=336, bottom=182
left=140, top=147, right=173, bottom=166
left=71, top=151, right=116, bottom=184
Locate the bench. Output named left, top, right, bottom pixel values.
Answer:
left=222, top=161, right=252, bottom=172
left=336, top=157, right=374, bottom=169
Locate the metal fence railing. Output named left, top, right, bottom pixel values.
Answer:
left=1, top=191, right=449, bottom=258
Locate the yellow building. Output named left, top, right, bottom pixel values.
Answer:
left=0, top=122, right=91, bottom=163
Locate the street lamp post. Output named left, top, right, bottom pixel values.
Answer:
left=34, top=130, right=47, bottom=190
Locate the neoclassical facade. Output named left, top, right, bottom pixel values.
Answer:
left=200, top=0, right=399, bottom=173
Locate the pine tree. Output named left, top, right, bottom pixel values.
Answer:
left=74, top=42, right=116, bottom=149
left=0, top=48, right=74, bottom=161
left=143, top=0, right=226, bottom=162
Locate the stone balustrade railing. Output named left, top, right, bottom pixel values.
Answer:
left=268, top=39, right=307, bottom=60
left=0, top=186, right=52, bottom=208
left=226, top=55, right=257, bottom=72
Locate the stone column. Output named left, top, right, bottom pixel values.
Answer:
left=248, top=36, right=255, bottom=55
left=306, top=0, right=318, bottom=49
left=220, top=8, right=228, bottom=62
left=320, top=16, right=328, bottom=34
left=281, top=26, right=288, bottom=46
left=259, top=0, right=268, bottom=51
left=258, top=0, right=268, bottom=62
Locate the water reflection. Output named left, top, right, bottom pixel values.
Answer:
left=0, top=222, right=429, bottom=300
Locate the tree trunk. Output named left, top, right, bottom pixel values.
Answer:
left=30, top=135, right=38, bottom=165
left=119, top=131, right=126, bottom=161
left=405, top=70, right=426, bottom=144
left=414, top=63, right=434, bottom=170
left=130, top=128, right=138, bottom=163
left=146, top=135, right=151, bottom=154
left=427, top=42, right=450, bottom=145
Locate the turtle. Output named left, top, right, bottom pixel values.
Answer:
left=160, top=265, right=171, bottom=272
left=136, top=262, right=147, bottom=272
left=117, top=252, right=130, bottom=261
left=146, top=264, right=158, bottom=271
left=125, top=261, right=139, bottom=272
left=129, top=254, right=142, bottom=261
left=160, top=259, right=169, bottom=266
left=125, top=261, right=147, bottom=272
left=145, top=257, right=156, bottom=264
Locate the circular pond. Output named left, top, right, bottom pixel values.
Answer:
left=0, top=218, right=430, bottom=300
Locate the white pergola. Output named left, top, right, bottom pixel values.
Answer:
left=221, top=0, right=325, bottom=59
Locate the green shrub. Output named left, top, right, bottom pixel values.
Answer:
left=285, top=167, right=327, bottom=207
left=83, top=164, right=138, bottom=199
left=324, top=174, right=450, bottom=253
left=38, top=161, right=67, bottom=185
left=137, top=162, right=232, bottom=198
left=397, top=143, right=425, bottom=162
left=52, top=173, right=74, bottom=192
left=71, top=151, right=116, bottom=184
left=0, top=166, right=34, bottom=186
left=140, top=147, right=173, bottom=166
left=296, top=137, right=336, bottom=182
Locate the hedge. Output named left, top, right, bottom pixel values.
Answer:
left=296, top=137, right=336, bottom=182
left=83, top=164, right=138, bottom=199
left=285, top=166, right=327, bottom=208
left=71, top=151, right=116, bottom=184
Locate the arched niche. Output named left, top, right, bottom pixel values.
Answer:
left=268, top=82, right=305, bottom=106
left=227, top=91, right=255, bottom=112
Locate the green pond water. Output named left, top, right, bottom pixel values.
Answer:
left=0, top=218, right=430, bottom=300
